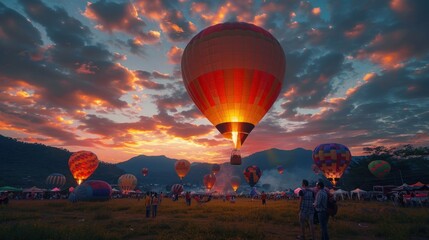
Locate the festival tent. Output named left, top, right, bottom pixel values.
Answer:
left=0, top=186, right=22, bottom=192
left=334, top=189, right=350, bottom=200
left=391, top=183, right=412, bottom=191
left=351, top=188, right=367, bottom=200
left=410, top=182, right=425, bottom=187
left=23, top=186, right=45, bottom=193
left=51, top=187, right=61, bottom=192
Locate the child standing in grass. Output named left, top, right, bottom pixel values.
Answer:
left=145, top=193, right=151, bottom=218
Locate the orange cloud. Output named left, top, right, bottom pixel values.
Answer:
left=390, top=0, right=411, bottom=13
left=167, top=46, right=183, bottom=64
left=312, top=7, right=321, bottom=15
left=363, top=72, right=376, bottom=82
left=344, top=24, right=365, bottom=38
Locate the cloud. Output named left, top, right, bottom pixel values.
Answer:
left=167, top=46, right=183, bottom=64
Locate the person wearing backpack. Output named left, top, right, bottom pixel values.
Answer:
left=314, top=181, right=329, bottom=240
left=297, top=179, right=315, bottom=240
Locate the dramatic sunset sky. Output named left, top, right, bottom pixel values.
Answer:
left=1, top=0, right=428, bottom=164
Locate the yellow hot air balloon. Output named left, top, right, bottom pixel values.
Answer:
left=175, top=160, right=191, bottom=180
left=68, top=151, right=99, bottom=185
left=118, top=174, right=137, bottom=194
left=181, top=22, right=286, bottom=165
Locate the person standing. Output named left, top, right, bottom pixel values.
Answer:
left=297, top=179, right=315, bottom=240
left=152, top=193, right=159, bottom=218
left=144, top=193, right=151, bottom=218
left=314, top=181, right=329, bottom=240
left=261, top=191, right=267, bottom=205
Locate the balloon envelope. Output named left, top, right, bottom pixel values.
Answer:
left=118, top=174, right=137, bottom=194
left=243, top=165, right=262, bottom=187
left=175, top=160, right=191, bottom=180
left=277, top=166, right=284, bottom=174
left=312, top=143, right=352, bottom=186
left=142, top=168, right=149, bottom=177
left=68, top=151, right=99, bottom=185
left=230, top=176, right=241, bottom=192
left=203, top=174, right=216, bottom=190
left=181, top=22, right=286, bottom=151
left=68, top=180, right=111, bottom=202
left=171, top=184, right=184, bottom=194
left=46, top=173, right=66, bottom=188
left=368, top=160, right=391, bottom=179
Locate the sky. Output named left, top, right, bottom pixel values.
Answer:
left=0, top=0, right=428, bottom=164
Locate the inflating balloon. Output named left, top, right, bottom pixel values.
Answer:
left=175, top=160, right=191, bottom=180
left=230, top=176, right=241, bottom=192
left=46, top=173, right=66, bottom=188
left=118, top=174, right=137, bottom=194
left=312, top=143, right=352, bottom=186
left=68, top=151, right=99, bottom=185
left=182, top=22, right=286, bottom=165
left=68, top=180, right=111, bottom=202
left=142, top=168, right=149, bottom=177
left=368, top=160, right=391, bottom=179
left=203, top=174, right=216, bottom=190
left=243, top=165, right=262, bottom=187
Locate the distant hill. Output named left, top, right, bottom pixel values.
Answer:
left=0, top=135, right=125, bottom=188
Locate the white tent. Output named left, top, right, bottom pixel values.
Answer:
left=23, top=186, right=45, bottom=193
left=334, top=189, right=350, bottom=200
left=351, top=188, right=367, bottom=200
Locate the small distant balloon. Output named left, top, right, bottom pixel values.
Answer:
left=230, top=176, right=241, bottom=192
left=171, top=184, right=184, bottom=194
left=118, top=174, right=137, bottom=194
left=46, top=173, right=66, bottom=188
left=203, top=174, right=216, bottom=190
left=277, top=165, right=284, bottom=174
left=175, top=160, right=191, bottom=180
left=142, top=168, right=149, bottom=177
left=243, top=165, right=262, bottom=187
left=368, top=160, right=391, bottom=179
left=68, top=151, right=99, bottom=185
left=211, top=164, right=221, bottom=175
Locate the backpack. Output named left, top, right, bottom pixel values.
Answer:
left=327, top=196, right=338, bottom=217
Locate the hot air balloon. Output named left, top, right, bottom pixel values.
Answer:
left=142, top=168, right=149, bottom=177
left=203, top=174, right=216, bottom=190
left=277, top=166, right=284, bottom=174
left=68, top=180, right=112, bottom=202
left=368, top=160, right=391, bottom=179
left=312, top=143, right=352, bottom=186
left=68, top=151, right=99, bottom=185
left=46, top=173, right=66, bottom=188
left=211, top=164, right=221, bottom=175
left=243, top=165, right=262, bottom=187
left=181, top=22, right=286, bottom=165
left=171, top=184, right=184, bottom=195
left=230, top=176, right=241, bottom=192
left=175, top=160, right=191, bottom=180
left=118, top=174, right=137, bottom=194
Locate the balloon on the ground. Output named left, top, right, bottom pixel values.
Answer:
left=171, top=184, right=184, bottom=194
left=181, top=22, right=286, bottom=164
left=68, top=151, right=99, bottom=185
left=68, top=180, right=111, bottom=202
left=277, top=166, right=284, bottom=174
left=118, top=174, right=137, bottom=194
left=142, top=168, right=149, bottom=177
left=211, top=164, right=220, bottom=175
left=230, top=176, right=241, bottom=192
left=368, top=160, right=391, bottom=179
left=46, top=173, right=66, bottom=188
left=175, top=160, right=191, bottom=180
left=203, top=174, right=216, bottom=190
left=312, top=143, right=352, bottom=186
left=243, top=165, right=262, bottom=187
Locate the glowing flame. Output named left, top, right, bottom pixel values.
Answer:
left=77, top=179, right=83, bottom=185
left=232, top=131, right=238, bottom=149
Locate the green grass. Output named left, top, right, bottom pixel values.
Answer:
left=0, top=199, right=428, bottom=239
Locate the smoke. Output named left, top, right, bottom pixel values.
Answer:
left=258, top=167, right=319, bottom=191
left=210, top=164, right=238, bottom=194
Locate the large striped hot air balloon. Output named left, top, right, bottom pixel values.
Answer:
left=175, top=160, right=191, bottom=180
left=230, top=176, right=241, bottom=192
left=182, top=22, right=286, bottom=165
left=68, top=151, right=99, bottom=185
left=368, top=160, right=391, bottom=179
left=118, top=174, right=137, bottom=194
left=312, top=143, right=352, bottom=186
left=46, top=173, right=66, bottom=188
left=243, top=165, right=262, bottom=187
left=203, top=174, right=216, bottom=190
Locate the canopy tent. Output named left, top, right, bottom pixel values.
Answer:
left=334, top=189, right=350, bottom=200
left=23, top=186, right=45, bottom=193
left=410, top=182, right=426, bottom=187
left=351, top=188, right=367, bottom=200
left=0, top=186, right=22, bottom=192
left=391, top=183, right=413, bottom=192
left=51, top=187, right=61, bottom=192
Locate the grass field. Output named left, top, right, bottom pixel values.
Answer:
left=1, top=198, right=429, bottom=240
